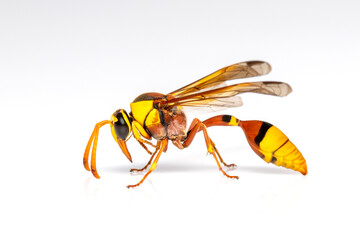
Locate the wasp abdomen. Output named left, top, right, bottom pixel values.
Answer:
left=240, top=121, right=307, bottom=175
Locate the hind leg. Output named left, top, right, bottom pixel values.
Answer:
left=181, top=118, right=238, bottom=179
left=184, top=115, right=241, bottom=169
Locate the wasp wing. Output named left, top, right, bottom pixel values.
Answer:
left=169, top=61, right=272, bottom=97
left=178, top=95, right=243, bottom=115
left=162, top=81, right=292, bottom=110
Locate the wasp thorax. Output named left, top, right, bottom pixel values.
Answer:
left=111, top=109, right=132, bottom=140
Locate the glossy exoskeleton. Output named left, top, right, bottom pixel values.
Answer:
left=83, top=61, right=307, bottom=188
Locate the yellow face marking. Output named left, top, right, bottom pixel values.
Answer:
left=130, top=100, right=154, bottom=126
left=111, top=115, right=118, bottom=123
left=110, top=115, right=118, bottom=142
left=120, top=109, right=132, bottom=130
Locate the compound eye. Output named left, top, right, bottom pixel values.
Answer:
left=114, top=111, right=131, bottom=140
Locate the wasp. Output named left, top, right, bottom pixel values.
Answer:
left=83, top=61, right=307, bottom=188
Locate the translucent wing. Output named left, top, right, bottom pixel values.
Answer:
left=174, top=82, right=243, bottom=115
left=162, top=81, right=292, bottom=110
left=169, top=61, right=272, bottom=97
left=180, top=95, right=243, bottom=115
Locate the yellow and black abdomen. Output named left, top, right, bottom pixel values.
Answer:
left=239, top=121, right=307, bottom=175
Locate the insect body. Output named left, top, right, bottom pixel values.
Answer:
left=83, top=61, right=307, bottom=188
left=130, top=93, right=187, bottom=141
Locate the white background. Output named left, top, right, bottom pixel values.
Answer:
left=1, top=0, right=360, bottom=239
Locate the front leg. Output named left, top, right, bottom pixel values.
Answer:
left=130, top=143, right=159, bottom=173
left=132, top=121, right=156, bottom=155
left=127, top=139, right=168, bottom=188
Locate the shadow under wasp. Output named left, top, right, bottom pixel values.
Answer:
left=83, top=61, right=307, bottom=188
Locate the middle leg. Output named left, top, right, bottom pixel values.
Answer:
left=183, top=116, right=238, bottom=169
left=132, top=121, right=157, bottom=155
left=129, top=141, right=161, bottom=173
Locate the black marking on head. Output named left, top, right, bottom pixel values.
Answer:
left=114, top=111, right=130, bottom=140
left=254, top=122, right=272, bottom=146
left=222, top=115, right=232, bottom=123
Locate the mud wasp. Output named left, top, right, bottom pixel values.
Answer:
left=83, top=61, right=307, bottom=188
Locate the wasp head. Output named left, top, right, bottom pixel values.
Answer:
left=110, top=109, right=133, bottom=162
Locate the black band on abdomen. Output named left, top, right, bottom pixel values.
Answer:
left=254, top=122, right=272, bottom=146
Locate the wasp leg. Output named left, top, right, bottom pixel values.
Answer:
left=83, top=120, right=111, bottom=179
left=184, top=115, right=240, bottom=168
left=137, top=141, right=153, bottom=155
left=213, top=145, right=237, bottom=169
left=129, top=153, right=156, bottom=173
left=129, top=142, right=161, bottom=173
left=182, top=118, right=236, bottom=168
left=182, top=118, right=238, bottom=179
left=127, top=139, right=168, bottom=188
left=201, top=115, right=242, bottom=168
left=132, top=121, right=156, bottom=155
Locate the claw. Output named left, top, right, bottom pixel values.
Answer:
left=226, top=163, right=237, bottom=169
